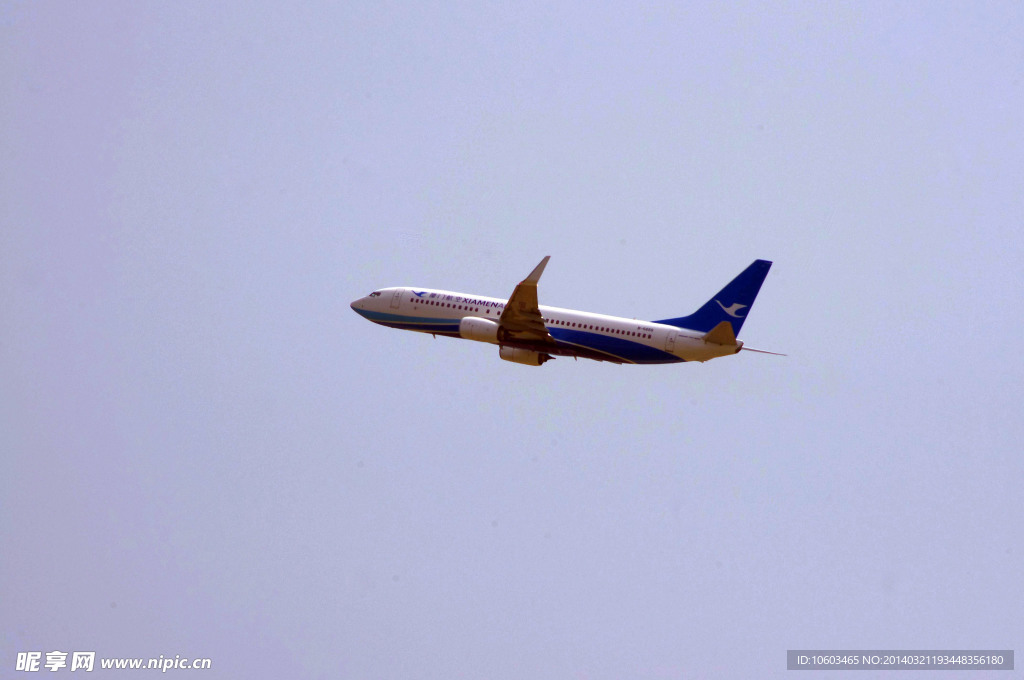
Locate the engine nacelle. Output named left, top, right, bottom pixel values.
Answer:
left=459, top=316, right=500, bottom=344
left=499, top=346, right=553, bottom=366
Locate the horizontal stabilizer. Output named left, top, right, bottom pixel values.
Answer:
left=702, top=320, right=737, bottom=346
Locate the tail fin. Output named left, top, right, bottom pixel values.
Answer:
left=654, top=259, right=772, bottom=335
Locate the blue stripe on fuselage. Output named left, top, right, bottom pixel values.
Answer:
left=356, top=308, right=682, bottom=364
left=548, top=328, right=681, bottom=364
left=353, top=308, right=461, bottom=334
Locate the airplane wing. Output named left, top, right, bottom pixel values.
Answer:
left=498, top=256, right=557, bottom=345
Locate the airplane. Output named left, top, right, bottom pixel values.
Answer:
left=350, top=257, right=781, bottom=366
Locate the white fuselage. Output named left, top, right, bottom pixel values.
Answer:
left=350, top=286, right=742, bottom=364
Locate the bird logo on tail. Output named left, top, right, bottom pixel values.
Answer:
left=714, top=300, right=747, bottom=318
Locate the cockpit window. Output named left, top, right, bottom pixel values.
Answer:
left=368, top=291, right=382, bottom=297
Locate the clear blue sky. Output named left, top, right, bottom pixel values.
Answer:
left=3, top=2, right=1022, bottom=678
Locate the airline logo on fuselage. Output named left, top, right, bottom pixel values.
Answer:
left=412, top=291, right=503, bottom=308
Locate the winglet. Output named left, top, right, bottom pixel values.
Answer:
left=702, top=320, right=737, bottom=346
left=522, top=256, right=550, bottom=285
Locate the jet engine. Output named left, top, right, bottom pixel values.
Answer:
left=459, top=316, right=500, bottom=344
left=499, top=346, right=553, bottom=366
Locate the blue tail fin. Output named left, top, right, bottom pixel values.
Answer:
left=654, top=260, right=772, bottom=335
